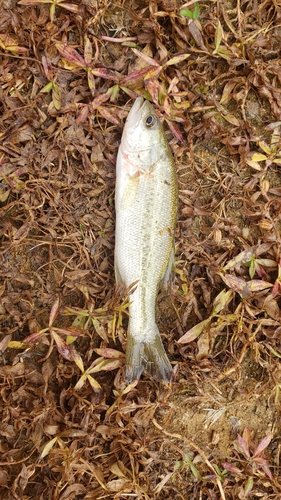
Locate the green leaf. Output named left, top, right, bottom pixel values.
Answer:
left=212, top=289, right=233, bottom=315
left=178, top=318, right=211, bottom=344
left=121, top=380, right=138, bottom=394
left=255, top=258, right=277, bottom=268
left=249, top=257, right=256, bottom=279
left=72, top=349, right=84, bottom=372
left=244, top=476, right=253, bottom=495
left=179, top=8, right=193, bottom=19
left=0, top=189, right=10, bottom=202
left=52, top=82, right=61, bottom=110
left=220, top=80, right=237, bottom=105
left=74, top=374, right=87, bottom=390
left=246, top=160, right=263, bottom=170
left=164, top=54, right=190, bottom=66
left=258, top=140, right=271, bottom=155
left=122, top=41, right=138, bottom=48
left=193, top=2, right=200, bottom=19
left=40, top=82, right=53, bottom=93
left=214, top=20, right=223, bottom=53
left=109, top=84, right=119, bottom=101
left=87, top=374, right=101, bottom=390
left=224, top=249, right=254, bottom=271
left=222, top=113, right=240, bottom=127
left=248, top=152, right=267, bottom=162
left=246, top=279, right=273, bottom=292
left=7, top=340, right=25, bottom=348
left=50, top=3, right=55, bottom=22
left=87, top=69, right=95, bottom=93
left=266, top=344, right=281, bottom=359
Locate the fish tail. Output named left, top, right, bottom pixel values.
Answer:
left=125, top=328, right=173, bottom=383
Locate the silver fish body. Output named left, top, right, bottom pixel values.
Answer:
left=115, top=97, right=178, bottom=382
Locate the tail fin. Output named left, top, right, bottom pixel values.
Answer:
left=125, top=331, right=173, bottom=383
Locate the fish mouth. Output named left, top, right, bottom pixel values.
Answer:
left=121, top=97, right=146, bottom=151
left=125, top=97, right=145, bottom=127
left=122, top=97, right=154, bottom=151
left=132, top=96, right=144, bottom=113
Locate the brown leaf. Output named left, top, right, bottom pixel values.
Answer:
left=187, top=20, right=208, bottom=51
left=59, top=484, right=87, bottom=500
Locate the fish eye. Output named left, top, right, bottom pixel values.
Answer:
left=145, top=115, right=156, bottom=128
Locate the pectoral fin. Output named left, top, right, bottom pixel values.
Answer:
left=121, top=175, right=139, bottom=210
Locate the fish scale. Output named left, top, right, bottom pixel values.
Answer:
left=115, top=97, right=178, bottom=382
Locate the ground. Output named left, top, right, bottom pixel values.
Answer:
left=1, top=0, right=281, bottom=499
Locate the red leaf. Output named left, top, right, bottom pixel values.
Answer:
left=76, top=104, right=89, bottom=124
left=24, top=330, right=47, bottom=342
left=121, top=66, right=154, bottom=86
left=222, top=462, right=242, bottom=475
left=42, top=54, right=53, bottom=80
left=84, top=37, right=92, bottom=66
left=131, top=48, right=160, bottom=67
left=49, top=296, right=60, bottom=327
left=253, top=433, right=273, bottom=458
left=97, top=106, right=120, bottom=125
left=54, top=327, right=83, bottom=337
left=91, top=93, right=111, bottom=110
left=52, top=331, right=73, bottom=361
left=56, top=43, right=85, bottom=67
left=87, top=69, right=95, bottom=93
left=0, top=34, right=28, bottom=54
left=165, top=119, right=184, bottom=142
left=18, top=0, right=51, bottom=4
left=145, top=78, right=162, bottom=105
left=94, top=348, right=125, bottom=359
left=60, top=2, right=79, bottom=13
left=236, top=433, right=250, bottom=458
left=91, top=68, right=117, bottom=81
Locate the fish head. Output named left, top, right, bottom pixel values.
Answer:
left=120, top=97, right=168, bottom=172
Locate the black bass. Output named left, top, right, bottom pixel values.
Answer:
left=115, top=97, right=178, bottom=382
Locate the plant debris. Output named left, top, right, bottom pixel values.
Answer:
left=1, top=0, right=281, bottom=498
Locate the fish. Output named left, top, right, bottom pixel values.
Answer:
left=115, top=97, right=178, bottom=383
